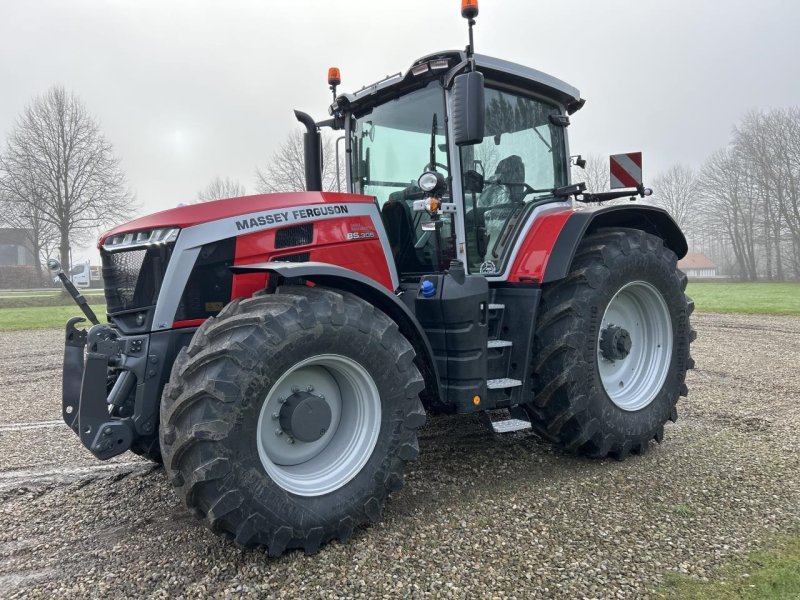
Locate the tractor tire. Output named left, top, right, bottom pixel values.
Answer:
left=130, top=434, right=162, bottom=464
left=159, top=285, right=426, bottom=556
left=525, top=228, right=695, bottom=459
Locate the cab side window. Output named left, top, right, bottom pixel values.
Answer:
left=461, top=88, right=567, bottom=275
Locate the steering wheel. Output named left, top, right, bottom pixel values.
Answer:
left=422, top=162, right=450, bottom=174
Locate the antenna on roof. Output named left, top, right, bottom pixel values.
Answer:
left=461, top=0, right=479, bottom=70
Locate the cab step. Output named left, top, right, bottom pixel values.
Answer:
left=487, top=378, right=522, bottom=389
left=487, top=339, right=512, bottom=349
left=480, top=408, right=532, bottom=434
left=491, top=418, right=533, bottom=433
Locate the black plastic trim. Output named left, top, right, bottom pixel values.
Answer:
left=232, top=262, right=442, bottom=406
left=542, top=205, right=688, bottom=283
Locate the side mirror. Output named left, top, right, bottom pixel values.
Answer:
left=452, top=71, right=485, bottom=146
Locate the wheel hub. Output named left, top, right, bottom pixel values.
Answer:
left=257, top=355, right=382, bottom=496
left=600, top=325, right=632, bottom=361
left=278, top=391, right=332, bottom=443
left=597, top=281, right=673, bottom=412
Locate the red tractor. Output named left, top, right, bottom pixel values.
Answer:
left=55, top=3, right=694, bottom=556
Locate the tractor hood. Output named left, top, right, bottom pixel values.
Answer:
left=98, top=191, right=374, bottom=247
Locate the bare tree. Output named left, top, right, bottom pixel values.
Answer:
left=571, top=154, right=609, bottom=193
left=650, top=164, right=697, bottom=234
left=255, top=130, right=344, bottom=194
left=0, top=86, right=135, bottom=273
left=197, top=176, right=246, bottom=202
left=734, top=108, right=800, bottom=279
left=698, top=148, right=761, bottom=280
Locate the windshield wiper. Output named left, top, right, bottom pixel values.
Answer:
left=428, top=114, right=437, bottom=171
left=493, top=181, right=586, bottom=200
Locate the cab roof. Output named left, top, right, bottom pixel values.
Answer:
left=338, top=50, right=584, bottom=116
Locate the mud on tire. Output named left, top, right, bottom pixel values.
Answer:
left=159, top=285, right=426, bottom=556
left=525, top=228, right=695, bottom=459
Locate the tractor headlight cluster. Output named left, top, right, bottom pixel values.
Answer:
left=418, top=172, right=439, bottom=192
left=418, top=171, right=445, bottom=194
left=103, top=227, right=180, bottom=252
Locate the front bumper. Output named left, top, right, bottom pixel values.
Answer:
left=62, top=317, right=195, bottom=460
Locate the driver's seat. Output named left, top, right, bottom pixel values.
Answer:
left=480, top=155, right=527, bottom=207
left=381, top=190, right=417, bottom=270
left=481, top=156, right=526, bottom=263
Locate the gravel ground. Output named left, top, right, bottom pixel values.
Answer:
left=0, top=313, right=799, bottom=599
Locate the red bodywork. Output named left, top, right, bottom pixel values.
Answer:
left=506, top=207, right=574, bottom=283
left=101, top=192, right=396, bottom=329
left=102, top=191, right=577, bottom=328
left=231, top=213, right=393, bottom=300
left=100, top=192, right=376, bottom=242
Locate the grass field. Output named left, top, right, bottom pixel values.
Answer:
left=0, top=303, right=106, bottom=331
left=656, top=535, right=800, bottom=599
left=0, top=282, right=796, bottom=331
left=687, top=282, right=800, bottom=316
left=0, top=290, right=105, bottom=309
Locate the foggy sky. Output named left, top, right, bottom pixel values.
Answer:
left=2, top=0, right=799, bottom=261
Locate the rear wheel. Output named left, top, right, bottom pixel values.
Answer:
left=525, top=228, right=695, bottom=459
left=159, top=285, right=425, bottom=556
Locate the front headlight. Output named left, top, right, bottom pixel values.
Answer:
left=103, top=227, right=179, bottom=251
left=418, top=171, right=443, bottom=193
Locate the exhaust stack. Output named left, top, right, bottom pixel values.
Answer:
left=294, top=110, right=323, bottom=192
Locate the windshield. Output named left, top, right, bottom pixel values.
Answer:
left=350, top=82, right=456, bottom=275
left=461, top=87, right=567, bottom=275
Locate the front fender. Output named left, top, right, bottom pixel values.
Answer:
left=542, top=205, right=688, bottom=283
left=231, top=261, right=443, bottom=407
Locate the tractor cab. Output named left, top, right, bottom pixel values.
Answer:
left=332, top=50, right=582, bottom=280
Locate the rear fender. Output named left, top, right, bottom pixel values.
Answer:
left=231, top=261, right=442, bottom=408
left=542, top=205, right=688, bottom=283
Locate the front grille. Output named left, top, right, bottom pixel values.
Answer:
left=275, top=224, right=313, bottom=249
left=101, top=245, right=172, bottom=313
left=174, top=238, right=235, bottom=322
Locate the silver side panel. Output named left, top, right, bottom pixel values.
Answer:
left=445, top=87, right=469, bottom=270
left=151, top=202, right=398, bottom=330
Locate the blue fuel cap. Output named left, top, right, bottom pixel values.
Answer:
left=420, top=280, right=436, bottom=298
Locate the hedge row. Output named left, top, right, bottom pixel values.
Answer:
left=0, top=266, right=53, bottom=289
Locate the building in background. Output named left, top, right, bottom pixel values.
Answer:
left=678, top=252, right=718, bottom=278
left=0, top=227, right=47, bottom=289
left=0, top=228, right=35, bottom=266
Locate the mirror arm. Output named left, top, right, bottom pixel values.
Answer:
left=578, top=185, right=652, bottom=203
left=444, top=59, right=470, bottom=88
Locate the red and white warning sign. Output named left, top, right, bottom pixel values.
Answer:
left=609, top=152, right=643, bottom=189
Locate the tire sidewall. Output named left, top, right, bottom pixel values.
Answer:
left=221, top=317, right=409, bottom=527
left=580, top=243, right=690, bottom=438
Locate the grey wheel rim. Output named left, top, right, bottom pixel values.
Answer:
left=256, top=354, right=381, bottom=497
left=598, top=281, right=673, bottom=411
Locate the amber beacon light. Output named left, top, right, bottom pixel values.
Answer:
left=461, top=0, right=478, bottom=19
left=327, top=67, right=341, bottom=102
left=327, top=67, right=341, bottom=87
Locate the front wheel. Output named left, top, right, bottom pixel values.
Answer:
left=159, top=285, right=426, bottom=556
left=525, top=228, right=695, bottom=459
